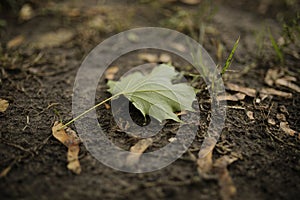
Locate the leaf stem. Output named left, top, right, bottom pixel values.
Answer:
left=60, top=93, right=121, bottom=129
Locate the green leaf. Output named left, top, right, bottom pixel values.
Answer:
left=107, top=64, right=196, bottom=122
left=221, top=36, right=240, bottom=75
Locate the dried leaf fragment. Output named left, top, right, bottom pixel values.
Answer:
left=225, top=83, right=256, bottom=97
left=213, top=156, right=238, bottom=200
left=275, top=78, right=300, bottom=93
left=0, top=99, right=9, bottom=112
left=19, top=4, right=34, bottom=21
left=280, top=122, right=296, bottom=136
left=32, top=29, right=75, bottom=49
left=105, top=66, right=119, bottom=80
left=267, top=118, right=276, bottom=126
left=246, top=111, right=255, bottom=120
left=52, top=122, right=81, bottom=174
left=126, top=138, right=153, bottom=166
left=138, top=53, right=158, bottom=63
left=260, top=88, right=292, bottom=98
left=217, top=93, right=246, bottom=101
left=197, top=137, right=215, bottom=177
left=7, top=35, right=25, bottom=49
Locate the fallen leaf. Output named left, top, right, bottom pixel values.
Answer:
left=168, top=137, right=177, bottom=142
left=264, top=68, right=281, bottom=86
left=213, top=156, right=238, bottom=200
left=217, top=93, right=246, bottom=101
left=125, top=138, right=153, bottom=166
left=0, top=99, right=9, bottom=112
left=159, top=53, right=172, bottom=63
left=88, top=16, right=105, bottom=30
left=246, top=111, right=254, bottom=120
left=280, top=122, right=296, bottom=136
left=19, top=4, right=34, bottom=21
left=108, top=64, right=196, bottom=122
left=197, top=150, right=213, bottom=176
left=7, top=35, right=25, bottom=49
left=260, top=88, right=292, bottom=98
left=52, top=122, right=81, bottom=174
left=105, top=66, right=119, bottom=80
left=225, top=83, right=256, bottom=97
left=138, top=53, right=158, bottom=63
left=32, top=29, right=75, bottom=49
left=197, top=137, right=215, bottom=176
left=0, top=166, right=12, bottom=178
left=275, top=78, right=300, bottom=93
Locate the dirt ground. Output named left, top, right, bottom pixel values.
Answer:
left=0, top=0, right=299, bottom=200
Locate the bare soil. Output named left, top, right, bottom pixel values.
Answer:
left=0, top=0, right=299, bottom=200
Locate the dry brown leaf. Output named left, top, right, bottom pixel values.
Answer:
left=52, top=122, right=81, bottom=174
left=246, top=111, right=254, bottom=120
left=197, top=150, right=213, bottom=175
left=19, top=4, right=34, bottom=21
left=32, top=29, right=75, bottom=49
left=225, top=83, right=256, bottom=97
left=138, top=53, right=158, bottom=63
left=105, top=66, right=119, bottom=80
left=126, top=138, right=153, bottom=166
left=275, top=78, right=300, bottom=93
left=159, top=53, right=172, bottom=63
left=260, top=88, right=292, bottom=98
left=197, top=137, right=216, bottom=176
left=264, top=68, right=281, bottom=86
left=0, top=99, right=9, bottom=112
left=280, top=122, right=296, bottom=136
left=217, top=93, right=246, bottom=101
left=7, top=35, right=25, bottom=49
left=213, top=156, right=238, bottom=200
left=88, top=16, right=105, bottom=30
left=0, top=166, right=12, bottom=178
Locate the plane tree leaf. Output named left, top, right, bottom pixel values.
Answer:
left=107, top=64, right=196, bottom=122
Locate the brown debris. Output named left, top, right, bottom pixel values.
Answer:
left=138, top=53, right=158, bottom=63
left=197, top=150, right=213, bottom=175
left=275, top=78, right=300, bottom=93
left=19, top=4, right=34, bottom=21
left=225, top=82, right=256, bottom=97
left=260, top=88, right=292, bottom=98
left=125, top=138, right=153, bottom=166
left=264, top=68, right=300, bottom=93
left=267, top=118, right=276, bottom=126
left=32, top=29, right=75, bottom=49
left=0, top=99, right=9, bottom=112
left=214, top=156, right=238, bottom=200
left=7, top=35, right=25, bottom=49
left=280, top=122, right=296, bottom=137
left=105, top=66, right=119, bottom=80
left=52, top=122, right=81, bottom=174
left=246, top=111, right=255, bottom=120
left=217, top=93, right=246, bottom=101
left=276, top=113, right=286, bottom=122
left=159, top=53, right=172, bottom=63
left=264, top=68, right=281, bottom=86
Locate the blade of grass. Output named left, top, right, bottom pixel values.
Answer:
left=268, top=28, right=284, bottom=64
left=221, top=36, right=240, bottom=75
